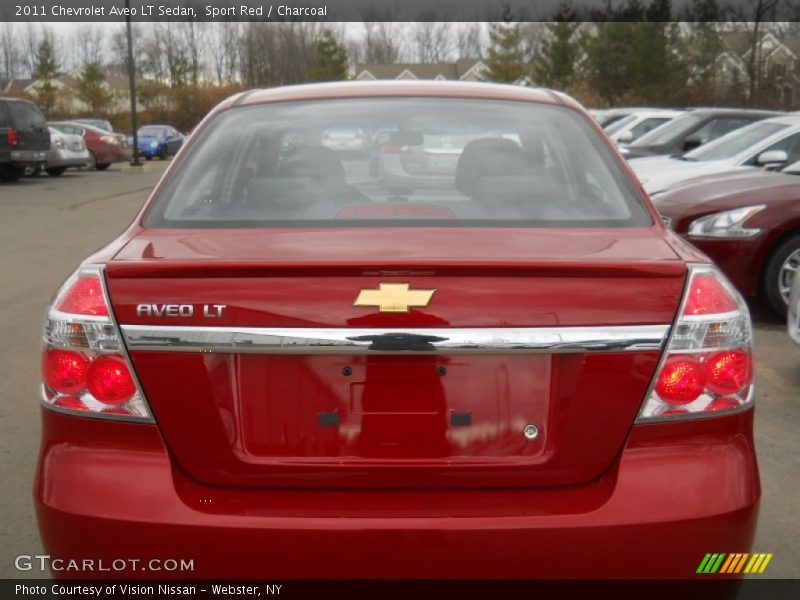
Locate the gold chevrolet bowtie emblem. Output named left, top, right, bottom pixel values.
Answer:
left=354, top=283, right=436, bottom=313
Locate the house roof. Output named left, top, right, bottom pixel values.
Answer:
left=355, top=59, right=484, bottom=81
left=0, top=77, right=35, bottom=95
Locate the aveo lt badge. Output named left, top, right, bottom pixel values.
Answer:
left=354, top=283, right=436, bottom=313
left=136, top=304, right=226, bottom=318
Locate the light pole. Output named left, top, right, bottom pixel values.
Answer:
left=125, top=0, right=141, bottom=166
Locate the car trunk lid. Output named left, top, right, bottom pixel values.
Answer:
left=107, top=227, right=684, bottom=488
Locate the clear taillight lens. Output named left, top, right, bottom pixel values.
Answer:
left=637, top=265, right=754, bottom=421
left=41, top=266, right=152, bottom=421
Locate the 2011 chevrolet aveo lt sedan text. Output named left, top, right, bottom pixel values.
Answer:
left=35, top=82, right=759, bottom=579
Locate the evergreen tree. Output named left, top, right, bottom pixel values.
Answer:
left=308, top=29, right=348, bottom=82
left=33, top=38, right=58, bottom=116
left=581, top=0, right=688, bottom=105
left=76, top=62, right=111, bottom=114
left=485, top=23, right=529, bottom=84
left=533, top=6, right=579, bottom=89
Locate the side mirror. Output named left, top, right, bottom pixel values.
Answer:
left=756, top=150, right=788, bottom=167
left=682, top=135, right=703, bottom=152
left=617, top=130, right=633, bottom=143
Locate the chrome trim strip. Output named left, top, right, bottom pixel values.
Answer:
left=121, top=324, right=670, bottom=355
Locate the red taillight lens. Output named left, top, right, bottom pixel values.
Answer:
left=53, top=395, right=87, bottom=411
left=705, top=349, right=751, bottom=395
left=42, top=266, right=152, bottom=421
left=682, top=273, right=739, bottom=316
left=7, top=128, right=18, bottom=147
left=55, top=276, right=108, bottom=316
left=382, top=144, right=412, bottom=154
left=86, top=355, right=136, bottom=405
left=655, top=355, right=706, bottom=404
left=706, top=396, right=742, bottom=412
left=43, top=349, right=89, bottom=395
left=639, top=266, right=754, bottom=421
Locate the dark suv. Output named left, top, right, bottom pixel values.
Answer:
left=0, top=98, right=50, bottom=182
left=621, top=108, right=782, bottom=159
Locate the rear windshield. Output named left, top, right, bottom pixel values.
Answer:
left=144, top=98, right=651, bottom=228
left=139, top=126, right=166, bottom=137
left=6, top=100, right=46, bottom=131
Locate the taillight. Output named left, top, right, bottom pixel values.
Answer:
left=7, top=128, right=18, bottom=147
left=637, top=265, right=754, bottom=421
left=41, top=266, right=152, bottom=421
left=382, top=144, right=413, bottom=154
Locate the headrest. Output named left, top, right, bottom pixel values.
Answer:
left=454, top=138, right=528, bottom=198
left=278, top=146, right=346, bottom=183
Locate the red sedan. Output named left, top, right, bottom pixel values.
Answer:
left=657, top=167, right=800, bottom=317
left=36, top=82, right=758, bottom=579
left=49, top=121, right=131, bottom=170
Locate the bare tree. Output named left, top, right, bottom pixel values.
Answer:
left=0, top=21, right=19, bottom=78
left=21, top=23, right=42, bottom=77
left=71, top=25, right=105, bottom=72
left=455, top=23, right=485, bottom=59
left=211, top=22, right=242, bottom=84
left=412, top=21, right=453, bottom=63
left=239, top=22, right=321, bottom=87
left=360, top=22, right=405, bottom=64
left=109, top=23, right=146, bottom=75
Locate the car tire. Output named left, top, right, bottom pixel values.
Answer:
left=763, top=233, right=800, bottom=318
left=159, top=146, right=168, bottom=160
left=88, top=151, right=97, bottom=171
left=25, top=166, right=42, bottom=177
left=45, top=167, right=66, bottom=177
left=146, top=156, right=152, bottom=161
left=96, top=164, right=110, bottom=171
left=0, top=165, right=24, bottom=182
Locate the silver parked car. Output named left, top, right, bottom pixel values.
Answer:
left=42, top=126, right=91, bottom=176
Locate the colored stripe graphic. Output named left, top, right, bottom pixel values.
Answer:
left=719, top=554, right=735, bottom=573
left=758, top=554, right=773, bottom=573
left=700, top=553, right=773, bottom=574
left=697, top=554, right=712, bottom=574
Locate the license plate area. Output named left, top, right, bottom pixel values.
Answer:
left=236, top=354, right=552, bottom=461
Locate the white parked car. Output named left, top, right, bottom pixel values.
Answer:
left=631, top=115, right=800, bottom=196
left=604, top=110, right=683, bottom=145
left=788, top=271, right=800, bottom=345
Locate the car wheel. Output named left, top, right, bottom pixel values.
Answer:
left=88, top=151, right=97, bottom=171
left=96, top=164, right=110, bottom=171
left=25, top=166, right=42, bottom=177
left=159, top=146, right=168, bottom=160
left=0, top=165, right=24, bottom=182
left=763, top=233, right=800, bottom=318
left=145, top=156, right=152, bottom=161
left=45, top=167, right=67, bottom=177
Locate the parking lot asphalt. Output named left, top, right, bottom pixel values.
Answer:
left=0, top=162, right=798, bottom=578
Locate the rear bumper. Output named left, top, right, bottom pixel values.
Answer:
left=7, top=149, right=47, bottom=167
left=47, top=148, right=91, bottom=169
left=93, top=144, right=131, bottom=164
left=35, top=409, right=760, bottom=579
left=137, top=145, right=162, bottom=158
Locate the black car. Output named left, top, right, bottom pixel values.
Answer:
left=621, top=108, right=782, bottom=159
left=0, top=98, right=50, bottom=182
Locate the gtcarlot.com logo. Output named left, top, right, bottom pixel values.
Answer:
left=15, top=554, right=194, bottom=573
left=697, top=552, right=773, bottom=574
